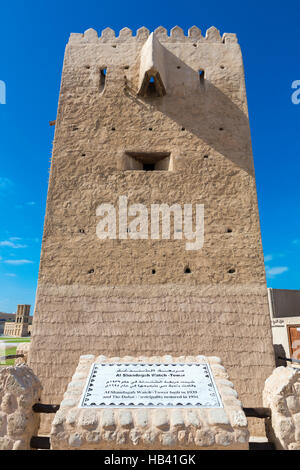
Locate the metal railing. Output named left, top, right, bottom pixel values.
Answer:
left=278, top=356, right=300, bottom=364
left=0, top=354, right=24, bottom=361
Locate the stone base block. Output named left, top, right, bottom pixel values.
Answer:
left=0, top=365, right=42, bottom=450
left=50, top=355, right=249, bottom=450
left=263, top=366, right=300, bottom=450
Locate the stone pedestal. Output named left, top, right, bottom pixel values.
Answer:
left=15, top=343, right=31, bottom=365
left=0, top=365, right=42, bottom=450
left=263, top=366, right=300, bottom=450
left=50, top=355, right=249, bottom=450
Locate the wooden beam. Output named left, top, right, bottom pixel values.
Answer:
left=243, top=407, right=271, bottom=419
left=32, top=403, right=60, bottom=413
left=0, top=354, right=24, bottom=361
left=278, top=355, right=300, bottom=364
left=249, top=441, right=275, bottom=450
left=30, top=436, right=50, bottom=450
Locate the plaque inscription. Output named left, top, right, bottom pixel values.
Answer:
left=80, top=363, right=223, bottom=408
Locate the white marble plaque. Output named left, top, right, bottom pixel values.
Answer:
left=79, top=363, right=223, bottom=408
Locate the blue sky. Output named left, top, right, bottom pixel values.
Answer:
left=0, top=0, right=299, bottom=313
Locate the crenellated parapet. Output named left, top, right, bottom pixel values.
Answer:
left=68, top=26, right=238, bottom=45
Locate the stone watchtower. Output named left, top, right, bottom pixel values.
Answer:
left=28, top=26, right=275, bottom=421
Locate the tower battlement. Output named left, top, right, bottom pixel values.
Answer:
left=68, top=26, right=238, bottom=45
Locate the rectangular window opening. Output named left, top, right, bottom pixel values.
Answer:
left=121, top=151, right=172, bottom=171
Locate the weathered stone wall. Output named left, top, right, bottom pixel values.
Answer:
left=0, top=365, right=42, bottom=450
left=15, top=343, right=31, bottom=365
left=29, top=25, right=275, bottom=432
left=50, top=355, right=249, bottom=450
left=263, top=366, right=300, bottom=450
left=31, top=285, right=274, bottom=415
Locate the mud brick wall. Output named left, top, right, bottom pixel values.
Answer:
left=29, top=26, right=275, bottom=432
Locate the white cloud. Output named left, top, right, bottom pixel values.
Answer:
left=265, top=265, right=289, bottom=278
left=9, top=237, right=22, bottom=241
left=26, top=201, right=36, bottom=206
left=264, top=254, right=273, bottom=262
left=4, top=259, right=33, bottom=265
left=5, top=273, right=16, bottom=277
left=0, top=240, right=27, bottom=249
